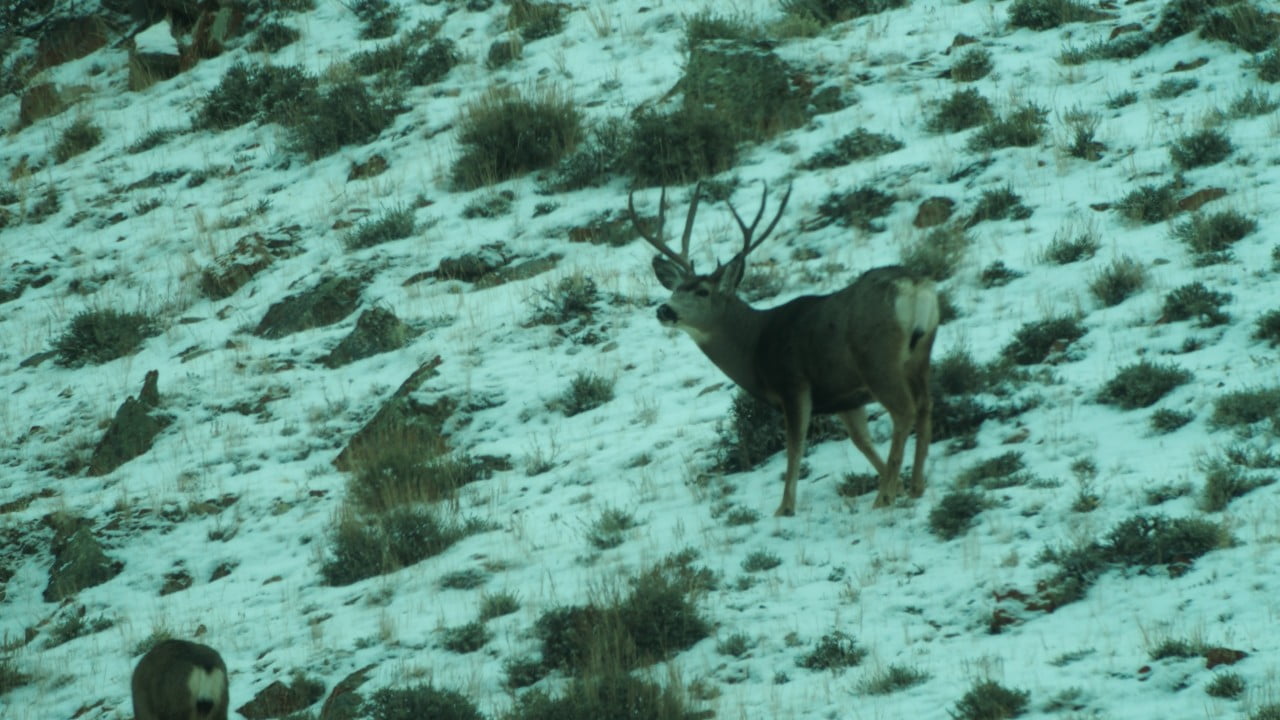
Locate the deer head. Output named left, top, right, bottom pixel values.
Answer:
left=628, top=181, right=792, bottom=343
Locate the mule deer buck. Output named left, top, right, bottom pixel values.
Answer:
left=628, top=182, right=939, bottom=516
left=132, top=638, right=228, bottom=720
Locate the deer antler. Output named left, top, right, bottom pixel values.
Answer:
left=726, top=180, right=793, bottom=260
left=628, top=184, right=703, bottom=273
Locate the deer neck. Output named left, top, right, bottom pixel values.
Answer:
left=689, top=300, right=768, bottom=397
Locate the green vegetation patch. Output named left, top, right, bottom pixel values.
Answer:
left=320, top=506, right=488, bottom=586
left=54, top=117, right=103, bottom=163
left=364, top=683, right=483, bottom=720
left=801, top=128, right=903, bottom=169
left=967, top=103, right=1048, bottom=151
left=55, top=309, right=160, bottom=367
left=926, top=87, right=994, bottom=133
left=1002, top=315, right=1086, bottom=365
left=778, top=0, right=909, bottom=25
left=452, top=87, right=582, bottom=189
left=1097, top=360, right=1191, bottom=410
left=1008, top=0, right=1109, bottom=30
left=1162, top=281, right=1231, bottom=326
left=797, top=630, right=867, bottom=672
left=951, top=679, right=1030, bottom=720
left=929, top=488, right=989, bottom=539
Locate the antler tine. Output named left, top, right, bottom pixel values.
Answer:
left=679, top=182, right=703, bottom=261
left=726, top=180, right=793, bottom=258
left=628, top=186, right=692, bottom=271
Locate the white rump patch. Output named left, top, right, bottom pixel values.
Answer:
left=187, top=666, right=225, bottom=706
left=893, top=279, right=940, bottom=338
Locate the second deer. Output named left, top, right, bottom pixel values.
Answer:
left=628, top=182, right=939, bottom=516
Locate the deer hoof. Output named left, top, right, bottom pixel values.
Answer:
left=774, top=504, right=795, bottom=517
left=872, top=492, right=893, bottom=508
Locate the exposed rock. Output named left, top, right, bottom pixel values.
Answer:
left=318, top=307, right=419, bottom=368
left=333, top=357, right=449, bottom=472
left=1178, top=187, right=1226, bottom=213
left=0, top=261, right=52, bottom=304
left=88, top=370, right=170, bottom=476
left=253, top=275, right=365, bottom=339
left=1203, top=647, right=1247, bottom=669
left=238, top=677, right=326, bottom=719
left=435, top=244, right=510, bottom=282
left=318, top=664, right=376, bottom=720
left=914, top=197, right=955, bottom=228
left=42, top=513, right=123, bottom=602
left=200, top=233, right=274, bottom=299
left=348, top=154, right=388, bottom=181
left=160, top=566, right=193, bottom=595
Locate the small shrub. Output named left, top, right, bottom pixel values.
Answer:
left=1151, top=77, right=1198, bottom=100
left=320, top=507, right=485, bottom=586
left=506, top=672, right=692, bottom=720
left=1252, top=706, right=1280, bottom=720
left=460, top=191, right=514, bottom=219
left=926, top=88, right=994, bottom=133
left=1201, top=2, right=1279, bottom=53
left=967, top=103, right=1047, bottom=151
left=441, top=621, right=490, bottom=653
left=364, top=683, right=483, bottom=720
left=1149, top=637, right=1199, bottom=660
left=968, top=186, right=1032, bottom=228
left=1150, top=408, right=1193, bottom=434
left=1211, top=386, right=1280, bottom=430
left=801, top=128, right=903, bottom=169
left=586, top=507, right=637, bottom=550
left=55, top=309, right=160, bottom=367
left=1174, top=210, right=1256, bottom=257
left=344, top=207, right=415, bottom=250
left=900, top=225, right=969, bottom=281
left=251, top=21, right=300, bottom=52
left=1106, top=90, right=1138, bottom=109
left=1169, top=128, right=1232, bottom=169
left=353, top=0, right=398, bottom=39
left=1200, top=453, right=1275, bottom=512
left=741, top=550, right=782, bottom=572
left=349, top=453, right=487, bottom=513
left=626, top=106, right=739, bottom=186
left=951, top=46, right=993, bottom=81
left=289, top=77, right=401, bottom=159
left=1162, top=282, right=1231, bottom=326
left=797, top=630, right=866, bottom=672
left=1098, top=360, right=1191, bottom=410
left=1259, top=48, right=1280, bottom=83
left=684, top=10, right=768, bottom=48
left=1103, top=514, right=1229, bottom=568
left=1007, top=0, right=1108, bottom=30
left=812, top=185, right=895, bottom=231
left=1205, top=671, right=1245, bottom=699
left=717, top=391, right=784, bottom=472
left=0, top=654, right=30, bottom=694
left=1043, top=225, right=1099, bottom=264
left=1088, top=256, right=1146, bottom=306
left=859, top=664, right=930, bottom=695
left=1254, top=310, right=1280, bottom=347
left=979, top=261, right=1023, bottom=288
left=959, top=451, right=1028, bottom=489
left=54, top=117, right=103, bottom=163
left=126, top=127, right=182, bottom=154
left=1002, top=315, right=1085, bottom=365
left=717, top=633, right=753, bottom=657
left=440, top=568, right=489, bottom=590
left=778, top=0, right=908, bottom=25
left=1146, top=481, right=1192, bottom=505
left=542, top=117, right=630, bottom=191
left=950, top=679, right=1029, bottom=720
left=194, top=63, right=319, bottom=130
left=531, top=274, right=598, bottom=326
left=724, top=506, right=760, bottom=526
left=508, top=0, right=564, bottom=41
left=1230, top=88, right=1279, bottom=117
left=554, top=372, right=615, bottom=416
left=479, top=591, right=520, bottom=621
left=1064, top=107, right=1104, bottom=160
left=452, top=87, right=582, bottom=189
left=929, top=488, right=988, bottom=539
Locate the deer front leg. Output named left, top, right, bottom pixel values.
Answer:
left=776, top=390, right=812, bottom=517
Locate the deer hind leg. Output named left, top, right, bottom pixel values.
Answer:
left=907, top=335, right=936, bottom=498
left=872, top=381, right=916, bottom=508
left=776, top=390, right=812, bottom=517
left=837, top=407, right=888, bottom=478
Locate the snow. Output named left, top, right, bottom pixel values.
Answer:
left=1, top=0, right=1279, bottom=718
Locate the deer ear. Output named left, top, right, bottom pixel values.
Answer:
left=717, top=257, right=745, bottom=293
left=652, top=255, right=685, bottom=290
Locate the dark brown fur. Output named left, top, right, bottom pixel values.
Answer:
left=132, top=639, right=228, bottom=720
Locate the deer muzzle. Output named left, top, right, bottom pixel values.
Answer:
left=656, top=304, right=678, bottom=325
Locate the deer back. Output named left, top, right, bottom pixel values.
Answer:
left=753, top=266, right=938, bottom=413
left=132, top=639, right=229, bottom=720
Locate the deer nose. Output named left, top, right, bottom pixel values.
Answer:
left=656, top=305, right=678, bottom=324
